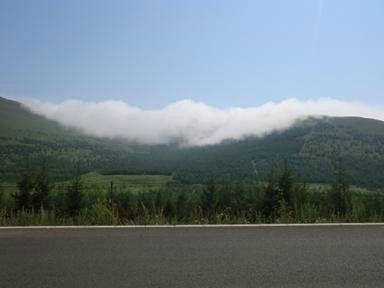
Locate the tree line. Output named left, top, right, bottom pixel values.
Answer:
left=1, top=162, right=384, bottom=225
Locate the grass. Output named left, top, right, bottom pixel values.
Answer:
left=51, top=172, right=173, bottom=197
left=82, top=171, right=171, bottom=187
left=0, top=182, right=18, bottom=194
left=306, top=183, right=381, bottom=195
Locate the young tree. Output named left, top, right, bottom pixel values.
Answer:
left=0, top=184, right=3, bottom=208
left=163, top=197, right=176, bottom=220
left=277, top=161, right=293, bottom=205
left=66, top=174, right=84, bottom=217
left=262, top=172, right=279, bottom=223
left=14, top=172, right=34, bottom=210
left=176, top=191, right=188, bottom=221
left=202, top=178, right=217, bottom=220
left=329, top=162, right=351, bottom=216
left=33, top=163, right=51, bottom=210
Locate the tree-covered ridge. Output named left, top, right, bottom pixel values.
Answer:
left=165, top=118, right=384, bottom=186
left=0, top=97, right=138, bottom=180
left=2, top=96, right=384, bottom=187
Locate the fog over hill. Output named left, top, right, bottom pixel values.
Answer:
left=17, top=96, right=384, bottom=146
left=3, top=96, right=384, bottom=186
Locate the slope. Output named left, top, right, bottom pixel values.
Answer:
left=2, top=96, right=384, bottom=187
left=0, top=97, right=136, bottom=180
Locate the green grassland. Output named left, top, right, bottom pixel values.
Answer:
left=82, top=171, right=171, bottom=185
left=74, top=172, right=172, bottom=193
left=0, top=182, right=18, bottom=194
left=305, top=183, right=382, bottom=195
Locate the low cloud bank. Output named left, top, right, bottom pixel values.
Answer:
left=19, top=97, right=384, bottom=146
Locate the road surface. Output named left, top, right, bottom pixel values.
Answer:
left=0, top=225, right=383, bottom=287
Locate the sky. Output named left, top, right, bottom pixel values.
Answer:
left=1, top=0, right=384, bottom=145
left=1, top=0, right=383, bottom=108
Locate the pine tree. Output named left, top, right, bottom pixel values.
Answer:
left=202, top=178, right=217, bottom=220
left=262, top=172, right=279, bottom=223
left=277, top=161, right=293, bottom=207
left=329, top=162, right=351, bottom=216
left=33, top=163, right=51, bottom=210
left=176, top=191, right=188, bottom=221
left=66, top=174, right=83, bottom=217
left=14, top=172, right=34, bottom=210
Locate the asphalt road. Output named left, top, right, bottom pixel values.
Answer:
left=1, top=225, right=384, bottom=288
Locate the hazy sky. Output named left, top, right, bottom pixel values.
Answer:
left=1, top=0, right=383, bottom=108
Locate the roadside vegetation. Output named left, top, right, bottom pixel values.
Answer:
left=1, top=162, right=383, bottom=226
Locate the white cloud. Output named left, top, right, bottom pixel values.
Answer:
left=17, top=97, right=384, bottom=146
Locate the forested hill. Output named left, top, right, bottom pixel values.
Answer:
left=0, top=96, right=137, bottom=180
left=2, top=96, right=384, bottom=187
left=167, top=116, right=384, bottom=186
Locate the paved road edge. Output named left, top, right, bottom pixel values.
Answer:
left=1, top=223, right=384, bottom=229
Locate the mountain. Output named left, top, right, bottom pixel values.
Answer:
left=1, top=96, right=384, bottom=187
left=0, top=97, right=137, bottom=180
left=168, top=117, right=384, bottom=186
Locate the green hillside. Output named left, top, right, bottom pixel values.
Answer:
left=166, top=117, right=384, bottom=186
left=0, top=97, right=137, bottom=180
left=0, top=97, right=62, bottom=134
left=2, top=96, right=384, bottom=187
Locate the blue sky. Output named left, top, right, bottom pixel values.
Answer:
left=1, top=0, right=383, bottom=108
